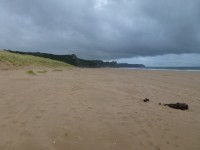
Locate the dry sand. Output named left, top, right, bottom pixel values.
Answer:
left=0, top=67, right=200, bottom=150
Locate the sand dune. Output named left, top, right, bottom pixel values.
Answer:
left=0, top=68, right=200, bottom=150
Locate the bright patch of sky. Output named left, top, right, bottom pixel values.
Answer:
left=115, top=54, right=200, bottom=67
left=94, top=0, right=108, bottom=9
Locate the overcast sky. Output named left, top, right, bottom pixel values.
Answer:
left=0, top=0, right=200, bottom=66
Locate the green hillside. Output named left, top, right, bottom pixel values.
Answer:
left=0, top=50, right=72, bottom=67
left=7, top=50, right=145, bottom=68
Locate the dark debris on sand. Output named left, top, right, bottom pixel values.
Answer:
left=142, top=98, right=189, bottom=110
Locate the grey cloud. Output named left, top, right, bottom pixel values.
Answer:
left=0, top=0, right=200, bottom=59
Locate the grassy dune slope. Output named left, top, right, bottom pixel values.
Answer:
left=0, top=50, right=72, bottom=68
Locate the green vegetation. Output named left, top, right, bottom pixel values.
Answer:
left=26, top=70, right=36, bottom=75
left=0, top=50, right=72, bottom=67
left=37, top=70, right=48, bottom=73
left=7, top=50, right=145, bottom=68
left=2, top=50, right=145, bottom=68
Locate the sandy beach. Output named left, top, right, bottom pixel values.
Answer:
left=0, top=67, right=200, bottom=150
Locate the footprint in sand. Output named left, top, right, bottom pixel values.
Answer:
left=0, top=124, right=7, bottom=127
left=73, top=116, right=83, bottom=122
left=138, top=129, right=150, bottom=138
left=88, top=106, right=93, bottom=110
left=11, top=119, right=18, bottom=124
left=117, top=112, right=123, bottom=115
left=166, top=141, right=170, bottom=144
left=174, top=135, right=179, bottom=139
left=157, top=118, right=162, bottom=121
left=35, top=115, right=42, bottom=119
left=120, top=121, right=128, bottom=126
left=148, top=141, right=154, bottom=147
left=4, top=115, right=12, bottom=120
left=0, top=141, right=13, bottom=149
left=71, top=86, right=82, bottom=91
left=20, top=130, right=32, bottom=137
left=130, top=131, right=136, bottom=136
left=20, top=122, right=27, bottom=127
left=165, top=128, right=170, bottom=131
left=39, top=109, right=46, bottom=113
left=147, top=122, right=152, bottom=127
left=53, top=102, right=58, bottom=105
left=155, top=146, right=162, bottom=150
left=70, top=107, right=76, bottom=112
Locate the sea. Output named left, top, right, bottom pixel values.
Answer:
left=123, top=67, right=200, bottom=71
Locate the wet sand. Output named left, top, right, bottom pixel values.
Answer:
left=0, top=68, right=200, bottom=150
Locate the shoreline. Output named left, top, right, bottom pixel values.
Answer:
left=115, top=67, right=200, bottom=72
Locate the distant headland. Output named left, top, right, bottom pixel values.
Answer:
left=6, top=50, right=145, bottom=68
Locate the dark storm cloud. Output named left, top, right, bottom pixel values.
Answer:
left=0, top=0, right=200, bottom=59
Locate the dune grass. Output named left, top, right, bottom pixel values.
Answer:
left=26, top=70, right=36, bottom=75
left=0, top=50, right=72, bottom=68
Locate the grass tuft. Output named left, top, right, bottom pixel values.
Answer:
left=26, top=70, right=36, bottom=75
